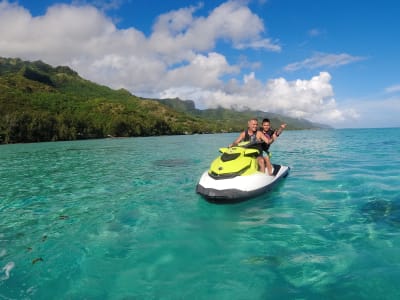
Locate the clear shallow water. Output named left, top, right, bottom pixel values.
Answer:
left=1, top=128, right=400, bottom=299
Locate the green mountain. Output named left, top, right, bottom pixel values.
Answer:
left=156, top=97, right=331, bottom=132
left=0, top=57, right=329, bottom=144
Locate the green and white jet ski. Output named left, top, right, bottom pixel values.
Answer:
left=196, top=143, right=290, bottom=203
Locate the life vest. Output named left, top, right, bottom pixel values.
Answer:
left=244, top=129, right=257, bottom=143
left=261, top=129, right=275, bottom=153
left=244, top=129, right=262, bottom=155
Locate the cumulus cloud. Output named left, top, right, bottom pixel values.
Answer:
left=336, top=96, right=400, bottom=128
left=284, top=52, right=366, bottom=72
left=161, top=71, right=358, bottom=124
left=385, top=84, right=400, bottom=93
left=0, top=0, right=355, bottom=126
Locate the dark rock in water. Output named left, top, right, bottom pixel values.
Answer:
left=361, top=199, right=400, bottom=226
left=32, top=257, right=43, bottom=264
left=361, top=200, right=392, bottom=222
left=241, top=255, right=283, bottom=267
left=153, top=159, right=190, bottom=167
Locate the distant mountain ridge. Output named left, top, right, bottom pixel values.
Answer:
left=156, top=97, right=331, bottom=131
left=0, top=57, right=330, bottom=144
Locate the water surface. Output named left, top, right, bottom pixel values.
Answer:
left=1, top=128, right=400, bottom=299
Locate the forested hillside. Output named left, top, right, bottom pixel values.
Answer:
left=156, top=98, right=330, bottom=132
left=0, top=57, right=328, bottom=144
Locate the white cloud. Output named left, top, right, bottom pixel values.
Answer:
left=160, top=71, right=357, bottom=126
left=335, top=96, right=400, bottom=128
left=0, top=1, right=360, bottom=127
left=148, top=0, right=280, bottom=62
left=308, top=28, right=322, bottom=37
left=162, top=52, right=239, bottom=89
left=385, top=84, right=400, bottom=93
left=0, top=3, right=119, bottom=62
left=235, top=38, right=281, bottom=51
left=284, top=52, right=367, bottom=72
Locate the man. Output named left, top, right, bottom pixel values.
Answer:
left=229, top=118, right=273, bottom=173
left=260, top=118, right=287, bottom=175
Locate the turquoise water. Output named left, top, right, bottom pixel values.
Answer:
left=1, top=128, right=400, bottom=299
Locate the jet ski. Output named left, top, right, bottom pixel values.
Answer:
left=196, top=143, right=290, bottom=203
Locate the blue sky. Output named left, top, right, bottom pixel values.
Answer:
left=1, top=0, right=399, bottom=128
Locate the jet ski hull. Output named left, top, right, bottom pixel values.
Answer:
left=196, top=164, right=290, bottom=203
